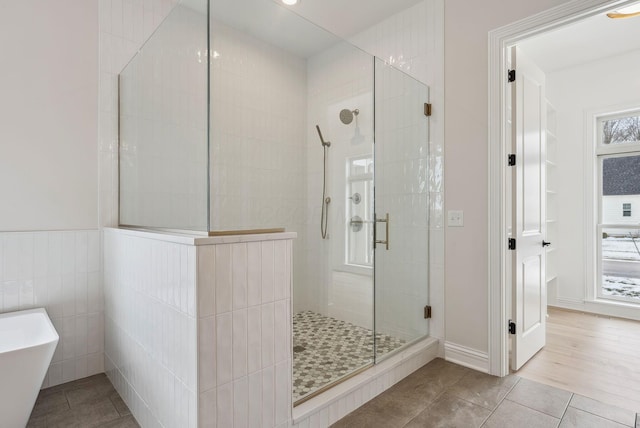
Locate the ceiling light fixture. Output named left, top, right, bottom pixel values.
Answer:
left=607, top=3, right=640, bottom=18
left=281, top=0, right=299, bottom=5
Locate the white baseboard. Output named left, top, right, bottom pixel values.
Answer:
left=551, top=299, right=640, bottom=322
left=555, top=296, right=584, bottom=306
left=444, top=342, right=490, bottom=373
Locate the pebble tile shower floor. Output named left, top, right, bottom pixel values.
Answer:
left=293, top=311, right=405, bottom=402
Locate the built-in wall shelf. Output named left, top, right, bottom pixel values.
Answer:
left=546, top=101, right=558, bottom=291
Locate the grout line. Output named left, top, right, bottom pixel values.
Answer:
left=558, top=392, right=573, bottom=423
left=479, top=375, right=522, bottom=427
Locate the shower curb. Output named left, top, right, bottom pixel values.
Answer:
left=291, top=337, right=439, bottom=427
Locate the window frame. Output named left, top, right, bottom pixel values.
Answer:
left=596, top=111, right=640, bottom=304
left=597, top=109, right=640, bottom=148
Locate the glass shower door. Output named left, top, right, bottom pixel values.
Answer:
left=373, top=58, right=430, bottom=359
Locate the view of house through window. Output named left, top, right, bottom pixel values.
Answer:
left=598, top=111, right=640, bottom=303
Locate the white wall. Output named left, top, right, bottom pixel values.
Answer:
left=0, top=0, right=98, bottom=231
left=545, top=49, right=640, bottom=309
left=444, top=0, right=570, bottom=357
left=0, top=0, right=103, bottom=388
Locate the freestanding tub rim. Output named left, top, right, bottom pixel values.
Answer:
left=0, top=308, right=59, bottom=354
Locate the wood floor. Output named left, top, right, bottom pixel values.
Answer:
left=516, top=306, right=640, bottom=413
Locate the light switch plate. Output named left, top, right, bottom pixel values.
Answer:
left=448, top=210, right=464, bottom=227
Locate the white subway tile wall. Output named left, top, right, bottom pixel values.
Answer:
left=104, top=228, right=293, bottom=427
left=0, top=230, right=103, bottom=387
left=104, top=229, right=198, bottom=427
left=119, top=4, right=209, bottom=230
left=197, top=238, right=293, bottom=427
left=99, top=0, right=180, bottom=229
left=209, top=21, right=307, bottom=234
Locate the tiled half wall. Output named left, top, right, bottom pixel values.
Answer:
left=103, top=228, right=293, bottom=427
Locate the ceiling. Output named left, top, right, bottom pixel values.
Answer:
left=283, top=0, right=424, bottom=39
left=187, top=0, right=423, bottom=58
left=519, top=3, right=640, bottom=73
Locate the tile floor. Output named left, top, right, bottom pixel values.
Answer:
left=293, top=311, right=406, bottom=402
left=26, top=374, right=138, bottom=428
left=331, top=358, right=640, bottom=428
left=25, top=358, right=640, bottom=428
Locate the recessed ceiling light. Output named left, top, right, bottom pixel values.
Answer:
left=282, top=0, right=299, bottom=5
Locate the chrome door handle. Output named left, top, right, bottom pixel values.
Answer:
left=374, top=213, right=390, bottom=250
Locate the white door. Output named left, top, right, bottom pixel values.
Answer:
left=510, top=46, right=547, bottom=371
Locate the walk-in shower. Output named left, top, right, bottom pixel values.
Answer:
left=118, top=0, right=430, bottom=409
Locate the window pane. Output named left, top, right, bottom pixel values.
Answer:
left=602, top=114, right=640, bottom=145
left=601, top=228, right=640, bottom=300
left=602, top=155, right=640, bottom=224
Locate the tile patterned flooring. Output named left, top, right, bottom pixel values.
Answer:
left=293, top=311, right=405, bottom=402
left=26, top=374, right=138, bottom=428
left=332, top=358, right=640, bottom=428
left=25, top=358, right=640, bottom=427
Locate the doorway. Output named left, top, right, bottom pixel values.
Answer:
left=488, top=0, right=640, bottom=377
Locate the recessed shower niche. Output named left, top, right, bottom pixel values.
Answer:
left=114, top=0, right=431, bottom=423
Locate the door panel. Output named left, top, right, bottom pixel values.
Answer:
left=511, top=46, right=547, bottom=371
left=523, top=74, right=543, bottom=234
left=522, top=255, right=542, bottom=334
left=374, top=58, right=430, bottom=359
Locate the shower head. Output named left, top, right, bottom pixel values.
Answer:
left=339, top=108, right=359, bottom=125
left=315, top=125, right=330, bottom=147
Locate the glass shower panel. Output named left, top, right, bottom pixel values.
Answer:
left=374, top=58, right=430, bottom=359
left=207, top=0, right=378, bottom=404
left=119, top=0, right=209, bottom=231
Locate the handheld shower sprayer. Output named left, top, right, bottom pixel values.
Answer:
left=316, top=125, right=330, bottom=147
left=316, top=124, right=331, bottom=239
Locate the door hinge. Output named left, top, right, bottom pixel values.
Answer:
left=508, top=69, right=516, bottom=82
left=508, top=238, right=516, bottom=250
left=508, top=154, right=516, bottom=166
left=424, top=305, right=432, bottom=319
left=424, top=103, right=432, bottom=117
left=508, top=320, right=516, bottom=335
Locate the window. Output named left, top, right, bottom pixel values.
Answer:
left=346, top=156, right=373, bottom=267
left=600, top=112, right=640, bottom=145
left=597, top=111, right=640, bottom=304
